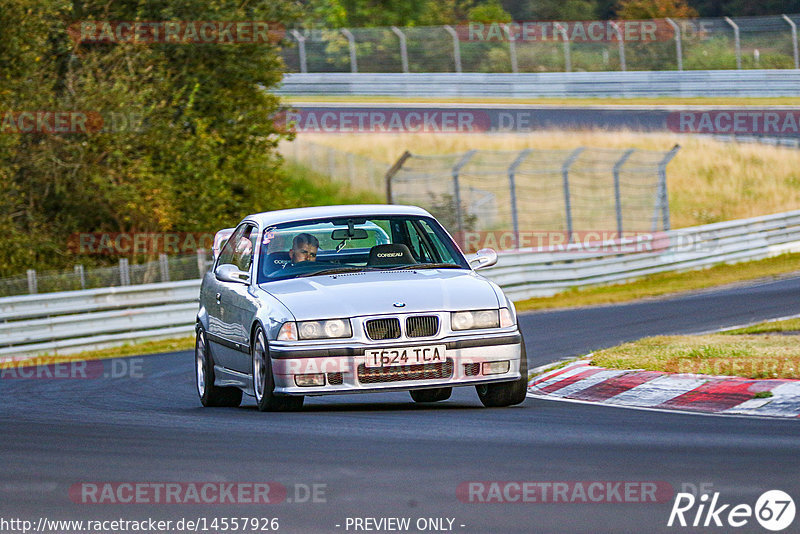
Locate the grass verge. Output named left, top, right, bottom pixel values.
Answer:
left=282, top=160, right=383, bottom=206
left=591, top=333, right=800, bottom=379
left=515, top=252, right=800, bottom=312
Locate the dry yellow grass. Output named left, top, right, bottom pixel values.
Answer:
left=301, top=131, right=800, bottom=228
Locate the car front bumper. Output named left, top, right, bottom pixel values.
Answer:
left=269, top=332, right=523, bottom=395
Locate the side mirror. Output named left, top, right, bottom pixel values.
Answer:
left=468, top=248, right=498, bottom=270
left=215, top=263, right=250, bottom=284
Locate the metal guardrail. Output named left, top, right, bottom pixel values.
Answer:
left=276, top=70, right=800, bottom=98
left=2, top=210, right=800, bottom=359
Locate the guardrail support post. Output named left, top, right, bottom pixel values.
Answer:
left=665, top=18, right=683, bottom=71
left=609, top=21, right=626, bottom=71
left=385, top=150, right=412, bottom=203
left=452, top=150, right=477, bottom=238
left=341, top=28, right=358, bottom=73
left=724, top=17, right=741, bottom=69
left=562, top=148, right=584, bottom=243
left=503, top=24, right=519, bottom=73
left=290, top=30, right=308, bottom=73
left=74, top=264, right=85, bottom=290
left=119, top=258, right=130, bottom=286
left=443, top=25, right=462, bottom=73
left=508, top=149, right=532, bottom=242
left=554, top=23, right=571, bottom=72
left=783, top=15, right=799, bottom=69
left=159, top=254, right=170, bottom=282
left=613, top=149, right=635, bottom=237
left=26, top=269, right=37, bottom=294
left=391, top=26, right=409, bottom=73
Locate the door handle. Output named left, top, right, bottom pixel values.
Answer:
left=215, top=292, right=221, bottom=304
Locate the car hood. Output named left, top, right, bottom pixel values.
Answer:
left=260, top=269, right=499, bottom=320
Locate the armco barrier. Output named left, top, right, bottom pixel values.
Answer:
left=276, top=70, right=800, bottom=98
left=2, top=210, right=800, bottom=359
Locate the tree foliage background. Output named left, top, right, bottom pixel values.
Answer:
left=0, top=0, right=301, bottom=276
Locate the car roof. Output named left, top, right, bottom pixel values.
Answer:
left=242, top=204, right=433, bottom=228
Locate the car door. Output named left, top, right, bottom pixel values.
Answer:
left=224, top=223, right=260, bottom=373
left=206, top=224, right=249, bottom=370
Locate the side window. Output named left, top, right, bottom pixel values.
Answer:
left=232, top=225, right=257, bottom=272
left=216, top=225, right=247, bottom=268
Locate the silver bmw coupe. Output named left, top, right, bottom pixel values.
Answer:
left=195, top=205, right=527, bottom=411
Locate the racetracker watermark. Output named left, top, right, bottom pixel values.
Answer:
left=0, top=358, right=143, bottom=380
left=278, top=108, right=491, bottom=134
left=0, top=111, right=143, bottom=134
left=455, top=230, right=671, bottom=254
left=457, top=481, right=674, bottom=503
left=69, top=482, right=327, bottom=504
left=69, top=232, right=214, bottom=255
left=668, top=110, right=800, bottom=136
left=464, top=20, right=673, bottom=43
left=69, top=21, right=284, bottom=45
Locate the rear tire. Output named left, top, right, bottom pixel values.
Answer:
left=196, top=327, right=243, bottom=408
left=476, top=337, right=528, bottom=408
left=410, top=387, right=452, bottom=403
left=252, top=325, right=304, bottom=412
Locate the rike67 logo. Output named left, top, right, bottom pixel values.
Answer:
left=668, top=490, right=795, bottom=531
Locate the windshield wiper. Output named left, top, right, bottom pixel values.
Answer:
left=386, top=263, right=462, bottom=271
left=297, top=267, right=374, bottom=277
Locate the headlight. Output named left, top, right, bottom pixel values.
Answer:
left=451, top=309, right=500, bottom=330
left=278, top=319, right=352, bottom=340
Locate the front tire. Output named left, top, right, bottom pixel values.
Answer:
left=476, top=337, right=528, bottom=408
left=410, top=387, right=452, bottom=403
left=196, top=327, right=243, bottom=408
left=252, top=325, right=304, bottom=412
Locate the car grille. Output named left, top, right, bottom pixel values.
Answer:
left=357, top=359, right=454, bottom=384
left=365, top=318, right=401, bottom=340
left=464, top=363, right=481, bottom=376
left=406, top=315, right=439, bottom=338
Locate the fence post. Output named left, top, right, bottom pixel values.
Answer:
left=452, top=150, right=477, bottom=238
left=613, top=149, right=635, bottom=237
left=507, top=149, right=532, bottom=242
left=391, top=26, right=409, bottom=73
left=783, top=15, right=799, bottom=69
left=119, top=258, right=130, bottom=286
left=554, top=23, right=571, bottom=72
left=609, top=20, right=626, bottom=71
left=503, top=24, right=518, bottom=73
left=665, top=18, right=683, bottom=71
left=159, top=253, right=170, bottom=282
left=197, top=249, right=207, bottom=277
left=655, top=144, right=681, bottom=232
left=384, top=150, right=412, bottom=203
left=561, top=147, right=584, bottom=243
left=724, top=17, right=741, bottom=69
left=443, top=25, right=462, bottom=73
left=290, top=30, right=308, bottom=73
left=75, top=264, right=85, bottom=290
left=341, top=28, right=358, bottom=73
left=26, top=269, right=37, bottom=294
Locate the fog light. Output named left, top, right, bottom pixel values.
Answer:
left=482, top=361, right=510, bottom=375
left=294, top=373, right=325, bottom=387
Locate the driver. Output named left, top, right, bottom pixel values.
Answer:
left=289, top=233, right=319, bottom=264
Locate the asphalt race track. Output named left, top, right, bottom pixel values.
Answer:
left=2, top=276, right=800, bottom=533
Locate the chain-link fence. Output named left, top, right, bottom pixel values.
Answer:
left=281, top=14, right=800, bottom=73
left=0, top=251, right=213, bottom=297
left=281, top=137, right=389, bottom=192
left=387, top=147, right=680, bottom=249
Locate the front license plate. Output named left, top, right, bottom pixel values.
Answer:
left=364, top=345, right=446, bottom=368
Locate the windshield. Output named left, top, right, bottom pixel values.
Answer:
left=257, top=215, right=469, bottom=283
